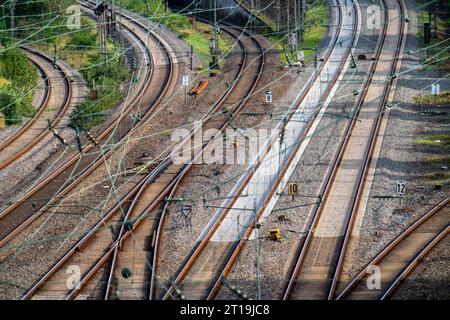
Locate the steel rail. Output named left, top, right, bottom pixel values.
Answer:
left=281, top=0, right=386, bottom=300
left=146, top=21, right=266, bottom=300
left=160, top=0, right=351, bottom=300
left=282, top=0, right=407, bottom=300
left=207, top=0, right=356, bottom=301
left=380, top=224, right=449, bottom=300
left=21, top=2, right=176, bottom=300
left=0, top=47, right=69, bottom=170
left=102, top=20, right=266, bottom=300
left=336, top=196, right=449, bottom=300
left=68, top=20, right=265, bottom=300
left=0, top=2, right=162, bottom=247
left=327, top=0, right=408, bottom=300
left=21, top=1, right=174, bottom=299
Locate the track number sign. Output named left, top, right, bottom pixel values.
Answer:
left=183, top=74, right=189, bottom=86
left=288, top=183, right=299, bottom=196
left=265, top=90, right=273, bottom=104
left=396, top=181, right=406, bottom=195
left=431, top=84, right=440, bottom=95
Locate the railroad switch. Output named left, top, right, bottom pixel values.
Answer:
left=269, top=229, right=281, bottom=241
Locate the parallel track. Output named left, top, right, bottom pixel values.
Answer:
left=0, top=2, right=173, bottom=249
left=21, top=16, right=264, bottom=300
left=0, top=47, right=70, bottom=170
left=283, top=0, right=407, bottom=300
left=17, top=1, right=174, bottom=299
left=336, top=197, right=449, bottom=300
left=160, top=0, right=356, bottom=300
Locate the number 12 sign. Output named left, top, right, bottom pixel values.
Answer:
left=396, top=181, right=406, bottom=195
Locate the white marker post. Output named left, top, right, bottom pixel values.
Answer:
left=183, top=74, right=189, bottom=109
left=265, top=90, right=273, bottom=104
left=396, top=181, right=406, bottom=206
left=432, top=83, right=440, bottom=106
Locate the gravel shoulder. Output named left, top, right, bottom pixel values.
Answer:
left=215, top=0, right=378, bottom=300
left=338, top=0, right=449, bottom=296
left=155, top=0, right=354, bottom=300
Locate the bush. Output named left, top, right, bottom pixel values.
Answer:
left=0, top=86, right=34, bottom=124
left=0, top=48, right=38, bottom=93
left=0, top=48, right=38, bottom=124
left=71, top=45, right=129, bottom=130
left=68, top=18, right=99, bottom=49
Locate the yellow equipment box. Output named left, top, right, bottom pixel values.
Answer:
left=269, top=229, right=281, bottom=241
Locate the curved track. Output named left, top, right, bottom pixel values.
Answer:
left=336, top=197, right=449, bottom=300
left=283, top=0, right=407, bottom=300
left=0, top=2, right=174, bottom=249
left=160, top=0, right=357, bottom=301
left=20, top=15, right=265, bottom=300
left=0, top=47, right=71, bottom=171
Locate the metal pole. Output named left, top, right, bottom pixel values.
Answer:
left=253, top=201, right=261, bottom=300
left=294, top=0, right=299, bottom=61
left=10, top=0, right=15, bottom=40
left=299, top=0, right=304, bottom=42
left=214, top=0, right=218, bottom=44
left=286, top=0, right=290, bottom=52
left=276, top=0, right=280, bottom=32
left=1, top=5, right=5, bottom=31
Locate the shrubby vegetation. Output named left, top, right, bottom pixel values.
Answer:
left=71, top=46, right=130, bottom=130
left=121, top=0, right=231, bottom=67
left=0, top=1, right=130, bottom=129
left=0, top=48, right=38, bottom=124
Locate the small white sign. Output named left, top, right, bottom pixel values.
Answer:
left=265, top=90, right=273, bottom=103
left=298, top=50, right=305, bottom=61
left=431, top=84, right=440, bottom=95
left=396, top=181, right=406, bottom=195
left=182, top=75, right=189, bottom=86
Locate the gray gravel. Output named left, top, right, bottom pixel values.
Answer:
left=156, top=1, right=343, bottom=300
left=0, top=54, right=87, bottom=212
left=338, top=0, right=450, bottom=293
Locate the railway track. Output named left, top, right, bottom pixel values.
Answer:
left=335, top=197, right=449, bottom=300
left=0, top=47, right=71, bottom=171
left=0, top=2, right=176, bottom=249
left=282, top=0, right=407, bottom=300
left=21, top=14, right=265, bottom=300
left=159, top=0, right=358, bottom=300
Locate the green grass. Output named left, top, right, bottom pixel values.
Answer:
left=0, top=77, right=9, bottom=86
left=419, top=156, right=450, bottom=187
left=0, top=48, right=38, bottom=124
left=175, top=21, right=232, bottom=69
left=301, top=3, right=328, bottom=59
left=70, top=44, right=130, bottom=130
left=266, top=0, right=328, bottom=64
left=417, top=4, right=450, bottom=70
left=428, top=156, right=450, bottom=166
left=415, top=133, right=450, bottom=147
left=33, top=16, right=99, bottom=70
left=22, top=14, right=130, bottom=130
left=121, top=0, right=232, bottom=68
left=415, top=91, right=450, bottom=106
left=420, top=171, right=450, bottom=186
left=0, top=2, right=130, bottom=129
